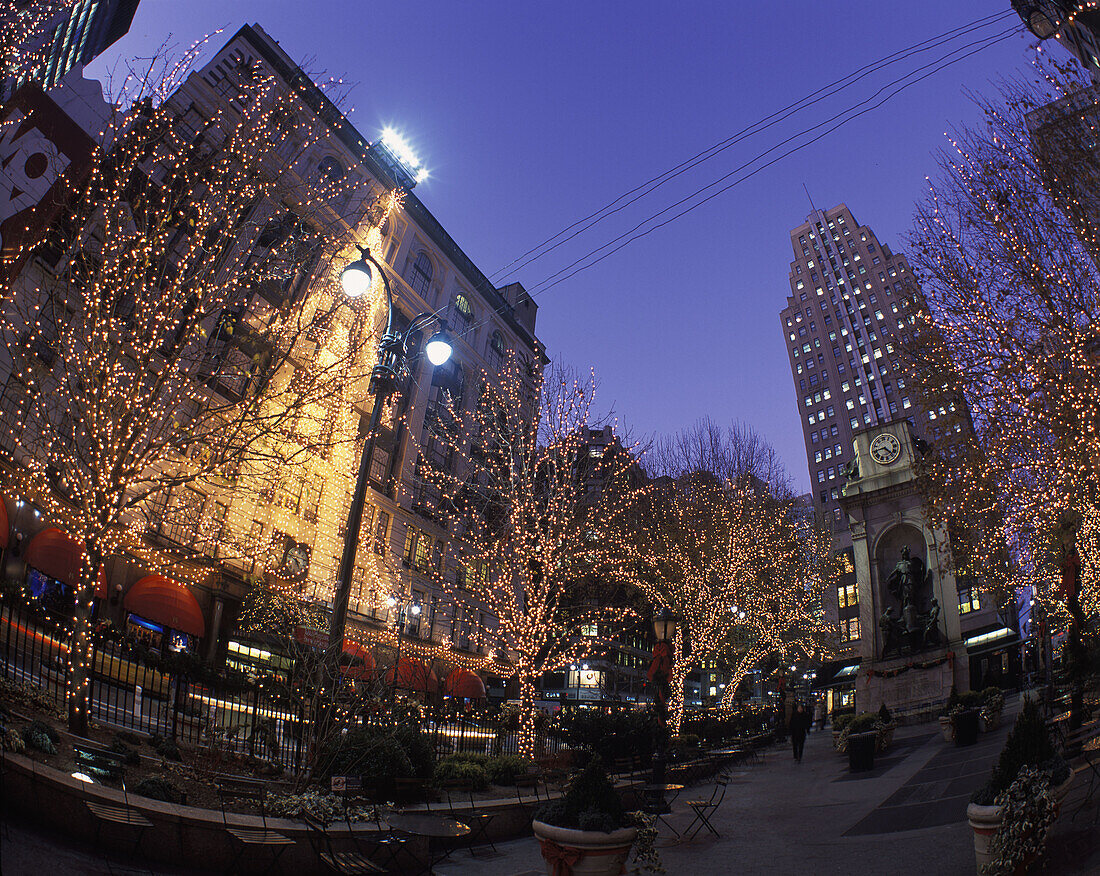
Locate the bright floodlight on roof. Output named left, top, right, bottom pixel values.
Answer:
left=381, top=127, right=423, bottom=174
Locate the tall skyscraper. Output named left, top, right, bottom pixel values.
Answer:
left=18, top=0, right=141, bottom=91
left=780, top=204, right=921, bottom=533
left=779, top=205, right=924, bottom=657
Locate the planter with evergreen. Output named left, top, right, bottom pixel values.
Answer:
left=966, top=698, right=1072, bottom=874
left=533, top=756, right=640, bottom=876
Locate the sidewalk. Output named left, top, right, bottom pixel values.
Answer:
left=436, top=698, right=1097, bottom=876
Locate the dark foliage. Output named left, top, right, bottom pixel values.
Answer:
left=536, top=756, right=625, bottom=833
left=134, top=775, right=185, bottom=804
left=971, top=697, right=1068, bottom=805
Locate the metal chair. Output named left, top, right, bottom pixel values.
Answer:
left=215, top=774, right=295, bottom=874
left=302, top=810, right=385, bottom=874
left=74, top=741, right=153, bottom=861
left=682, top=773, right=730, bottom=840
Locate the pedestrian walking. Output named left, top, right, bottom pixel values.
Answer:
left=790, top=703, right=811, bottom=763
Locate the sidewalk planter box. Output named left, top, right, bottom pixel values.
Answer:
left=955, top=710, right=980, bottom=747
left=939, top=715, right=954, bottom=743
left=966, top=773, right=1073, bottom=874
left=533, top=820, right=637, bottom=876
left=848, top=731, right=877, bottom=773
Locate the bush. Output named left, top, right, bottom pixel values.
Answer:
left=317, top=727, right=413, bottom=784
left=535, top=756, right=625, bottom=833
left=941, top=685, right=960, bottom=717
left=878, top=703, right=893, bottom=725
left=551, top=708, right=655, bottom=766
left=433, top=756, right=489, bottom=790
left=485, top=755, right=535, bottom=786
left=847, top=712, right=879, bottom=734
left=133, top=775, right=184, bottom=804
left=958, top=690, right=983, bottom=710
left=109, top=737, right=141, bottom=765
left=832, top=714, right=853, bottom=733
left=981, top=687, right=1006, bottom=711
left=269, top=790, right=370, bottom=823
left=22, top=720, right=57, bottom=754
left=155, top=737, right=182, bottom=762
left=971, top=697, right=1067, bottom=805
left=392, top=725, right=435, bottom=780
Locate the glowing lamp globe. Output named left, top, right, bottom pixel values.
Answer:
left=652, top=606, right=680, bottom=643
left=341, top=256, right=373, bottom=298
left=424, top=328, right=453, bottom=366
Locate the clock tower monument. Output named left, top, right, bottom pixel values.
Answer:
left=838, top=421, right=970, bottom=713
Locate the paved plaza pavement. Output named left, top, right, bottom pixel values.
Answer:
left=1, top=695, right=1096, bottom=875
left=438, top=698, right=1100, bottom=876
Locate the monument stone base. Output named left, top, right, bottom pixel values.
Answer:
left=861, top=648, right=956, bottom=716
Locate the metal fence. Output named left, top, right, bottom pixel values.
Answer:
left=0, top=596, right=554, bottom=775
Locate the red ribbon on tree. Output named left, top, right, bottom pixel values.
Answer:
left=539, top=840, right=582, bottom=876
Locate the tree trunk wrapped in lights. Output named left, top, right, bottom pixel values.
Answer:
left=422, top=361, right=640, bottom=757
left=0, top=44, right=380, bottom=733
left=901, top=60, right=1100, bottom=632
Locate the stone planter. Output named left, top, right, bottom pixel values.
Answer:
left=848, top=731, right=877, bottom=773
left=966, top=772, right=1074, bottom=874
left=533, top=820, right=637, bottom=876
left=939, top=715, right=954, bottom=743
left=955, top=710, right=980, bottom=747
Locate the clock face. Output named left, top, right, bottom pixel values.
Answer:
left=869, top=433, right=901, bottom=466
left=281, top=543, right=310, bottom=578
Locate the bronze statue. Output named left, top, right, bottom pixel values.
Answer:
left=880, top=606, right=906, bottom=658
left=842, top=457, right=860, bottom=482
left=921, top=597, right=941, bottom=645
left=886, top=546, right=930, bottom=610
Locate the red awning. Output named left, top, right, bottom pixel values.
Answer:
left=442, top=668, right=486, bottom=699
left=340, top=640, right=376, bottom=680
left=123, top=574, right=205, bottom=637
left=383, top=657, right=438, bottom=693
left=25, top=527, right=83, bottom=585
left=0, top=496, right=8, bottom=551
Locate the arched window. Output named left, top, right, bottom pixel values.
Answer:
left=407, top=251, right=433, bottom=297
left=487, top=330, right=506, bottom=371
left=452, top=292, right=473, bottom=334
left=317, top=156, right=345, bottom=185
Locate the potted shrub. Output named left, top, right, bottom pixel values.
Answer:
left=953, top=691, right=983, bottom=747
left=831, top=713, right=853, bottom=752
left=966, top=698, right=1072, bottom=874
left=533, top=756, right=638, bottom=876
left=843, top=713, right=880, bottom=771
left=979, top=687, right=1005, bottom=732
left=939, top=686, right=960, bottom=742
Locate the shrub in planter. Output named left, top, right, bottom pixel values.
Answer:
left=877, top=703, right=893, bottom=725
left=981, top=766, right=1057, bottom=876
left=392, top=725, right=436, bottom=780
left=433, top=756, right=490, bottom=790
left=967, top=698, right=1071, bottom=873
left=134, top=775, right=185, bottom=804
left=534, top=757, right=640, bottom=876
left=156, top=737, right=182, bottom=762
left=269, top=790, right=370, bottom=822
left=110, top=737, right=141, bottom=765
left=979, top=687, right=1005, bottom=731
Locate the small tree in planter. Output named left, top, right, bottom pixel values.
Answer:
left=979, top=687, right=1005, bottom=732
left=939, top=686, right=961, bottom=742
left=877, top=703, right=897, bottom=749
left=534, top=756, right=659, bottom=876
left=967, top=698, right=1071, bottom=873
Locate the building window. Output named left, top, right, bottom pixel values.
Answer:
left=840, top=617, right=860, bottom=642
left=407, top=251, right=433, bottom=296
left=451, top=293, right=473, bottom=334
left=838, top=584, right=859, bottom=609
left=958, top=588, right=981, bottom=614
left=487, top=330, right=506, bottom=370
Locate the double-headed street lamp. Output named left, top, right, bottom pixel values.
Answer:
left=326, top=246, right=452, bottom=653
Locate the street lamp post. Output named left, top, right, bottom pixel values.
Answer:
left=1011, top=1, right=1065, bottom=40
left=648, top=606, right=680, bottom=786
left=326, top=247, right=452, bottom=654
left=386, top=594, right=421, bottom=699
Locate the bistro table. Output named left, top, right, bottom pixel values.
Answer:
left=641, top=783, right=685, bottom=837
left=384, top=812, right=470, bottom=875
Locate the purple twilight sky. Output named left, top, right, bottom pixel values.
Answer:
left=88, top=1, right=1039, bottom=493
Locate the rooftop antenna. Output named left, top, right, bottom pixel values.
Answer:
left=803, top=182, right=817, bottom=213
